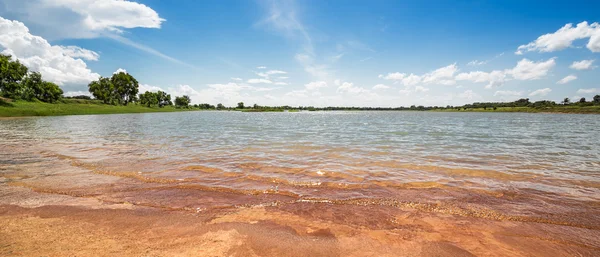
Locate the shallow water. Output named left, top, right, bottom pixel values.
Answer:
left=1, top=111, right=599, bottom=256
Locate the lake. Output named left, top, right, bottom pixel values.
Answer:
left=1, top=111, right=599, bottom=256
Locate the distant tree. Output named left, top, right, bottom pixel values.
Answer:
left=579, top=97, right=586, bottom=103
left=594, top=95, right=600, bottom=104
left=88, top=77, right=116, bottom=104
left=156, top=91, right=172, bottom=107
left=139, top=91, right=158, bottom=107
left=110, top=72, right=139, bottom=105
left=0, top=54, right=28, bottom=98
left=217, top=103, right=225, bottom=110
left=174, top=95, right=191, bottom=108
left=562, top=97, right=570, bottom=105
left=237, top=102, right=245, bottom=109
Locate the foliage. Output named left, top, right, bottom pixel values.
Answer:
left=138, top=90, right=172, bottom=107
left=594, top=95, right=600, bottom=104
left=216, top=103, right=225, bottom=110
left=0, top=54, right=62, bottom=102
left=88, top=72, right=139, bottom=105
left=579, top=97, right=586, bottom=103
left=174, top=95, right=191, bottom=108
left=237, top=102, right=245, bottom=109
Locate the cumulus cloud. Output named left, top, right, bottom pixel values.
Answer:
left=113, top=68, right=127, bottom=74
left=516, top=21, right=600, bottom=54
left=247, top=78, right=273, bottom=84
left=379, top=63, right=458, bottom=86
left=372, top=84, right=390, bottom=90
left=138, top=83, right=164, bottom=93
left=529, top=88, right=552, bottom=97
left=507, top=58, right=556, bottom=80
left=0, top=16, right=100, bottom=87
left=570, top=59, right=596, bottom=70
left=256, top=66, right=267, bottom=69
left=7, top=0, right=165, bottom=39
left=231, top=77, right=243, bottom=81
left=274, top=82, right=288, bottom=86
left=557, top=75, right=577, bottom=84
left=337, top=82, right=370, bottom=95
left=63, top=90, right=92, bottom=97
left=305, top=81, right=327, bottom=90
left=415, top=86, right=430, bottom=93
left=576, top=88, right=599, bottom=94
left=456, top=58, right=555, bottom=89
left=467, top=60, right=487, bottom=66
left=256, top=69, right=287, bottom=79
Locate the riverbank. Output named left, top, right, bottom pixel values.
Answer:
left=0, top=99, right=189, bottom=117
left=2, top=99, right=600, bottom=117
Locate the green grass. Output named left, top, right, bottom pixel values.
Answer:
left=0, top=98, right=190, bottom=117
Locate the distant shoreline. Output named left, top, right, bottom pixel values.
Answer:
left=2, top=100, right=599, bottom=117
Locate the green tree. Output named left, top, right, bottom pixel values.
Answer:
left=156, top=91, right=172, bottom=107
left=110, top=72, right=139, bottom=105
left=216, top=103, right=225, bottom=110
left=0, top=54, right=28, bottom=98
left=174, top=95, right=191, bottom=108
left=237, top=102, right=245, bottom=109
left=579, top=97, right=586, bottom=103
left=139, top=91, right=158, bottom=107
left=88, top=77, right=116, bottom=104
left=594, top=95, right=600, bottom=104
left=562, top=97, right=570, bottom=105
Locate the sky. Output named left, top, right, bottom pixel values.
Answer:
left=0, top=0, right=599, bottom=107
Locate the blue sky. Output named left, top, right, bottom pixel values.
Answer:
left=0, top=0, right=599, bottom=106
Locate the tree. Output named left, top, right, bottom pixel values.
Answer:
left=156, top=91, right=172, bottom=107
left=562, top=97, right=570, bottom=105
left=139, top=91, right=158, bottom=107
left=594, top=95, right=600, bottom=104
left=237, top=102, right=245, bottom=109
left=579, top=97, right=586, bottom=103
left=110, top=72, right=139, bottom=105
left=0, top=54, right=28, bottom=98
left=88, top=77, right=116, bottom=104
left=217, top=103, right=225, bottom=110
left=175, top=95, right=191, bottom=108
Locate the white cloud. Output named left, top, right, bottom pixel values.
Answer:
left=455, top=70, right=506, bottom=89
left=113, top=68, right=127, bottom=74
left=467, top=60, right=487, bottom=66
left=285, top=90, right=308, bottom=98
left=557, top=75, right=577, bottom=84
left=138, top=83, right=164, bottom=93
left=274, top=82, right=288, bottom=86
left=247, top=78, right=273, bottom=84
left=529, top=88, right=552, bottom=97
left=415, top=86, right=430, bottom=93
left=506, top=58, right=556, bottom=80
left=337, top=82, right=370, bottom=95
left=63, top=90, right=92, bottom=97
left=570, top=59, right=596, bottom=70
left=278, top=76, right=289, bottom=80
left=372, top=84, right=390, bottom=90
left=458, top=90, right=478, bottom=100
left=494, top=90, right=523, bottom=97
left=0, top=16, right=100, bottom=87
left=59, top=46, right=99, bottom=61
left=256, top=69, right=287, bottom=79
left=516, top=21, right=600, bottom=54
left=231, top=77, right=243, bottom=81
left=256, top=66, right=267, bottom=69
left=27, top=0, right=165, bottom=38
left=576, top=88, right=599, bottom=94
left=305, top=81, right=327, bottom=90
left=456, top=58, right=555, bottom=88
left=379, top=63, right=458, bottom=87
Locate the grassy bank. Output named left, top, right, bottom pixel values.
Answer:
left=0, top=99, right=188, bottom=117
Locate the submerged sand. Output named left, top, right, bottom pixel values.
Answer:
left=1, top=141, right=599, bottom=257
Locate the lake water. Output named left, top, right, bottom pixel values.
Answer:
left=1, top=111, right=599, bottom=255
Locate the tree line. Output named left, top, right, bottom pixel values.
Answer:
left=0, top=54, right=63, bottom=102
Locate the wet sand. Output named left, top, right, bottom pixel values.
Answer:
left=1, top=142, right=599, bottom=257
